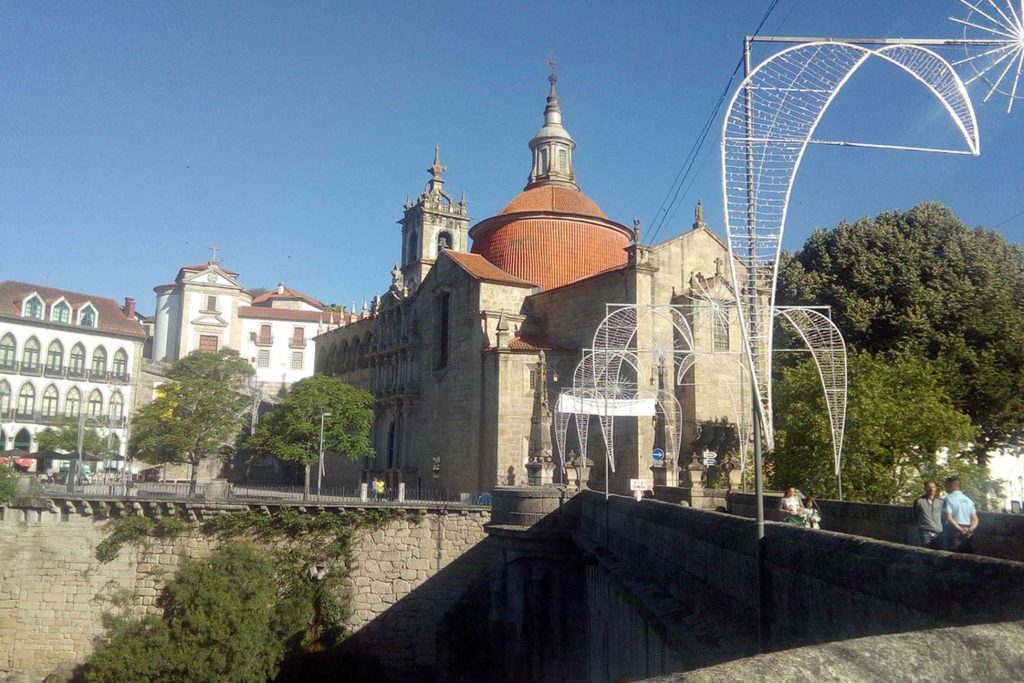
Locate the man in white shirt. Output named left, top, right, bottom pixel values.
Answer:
left=940, top=476, right=979, bottom=553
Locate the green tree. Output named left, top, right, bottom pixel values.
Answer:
left=247, top=376, right=374, bottom=499
left=130, top=351, right=252, bottom=495
left=35, top=421, right=107, bottom=455
left=770, top=352, right=975, bottom=504
left=0, top=464, right=16, bottom=505
left=778, top=203, right=1024, bottom=458
left=85, top=542, right=307, bottom=683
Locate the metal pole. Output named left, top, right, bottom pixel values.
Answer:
left=317, top=411, right=331, bottom=497
left=748, top=35, right=1009, bottom=47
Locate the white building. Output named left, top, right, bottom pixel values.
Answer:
left=0, top=280, right=145, bottom=464
left=151, top=258, right=334, bottom=395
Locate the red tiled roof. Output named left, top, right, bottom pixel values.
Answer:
left=238, top=307, right=326, bottom=322
left=499, top=185, right=607, bottom=219
left=0, top=281, right=145, bottom=338
left=507, top=335, right=568, bottom=352
left=176, top=262, right=239, bottom=279
left=251, top=285, right=324, bottom=310
left=443, top=251, right=538, bottom=287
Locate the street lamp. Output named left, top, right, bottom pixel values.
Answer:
left=68, top=411, right=111, bottom=491
left=317, top=411, right=332, bottom=497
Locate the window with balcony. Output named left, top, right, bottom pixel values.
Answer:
left=0, top=335, right=15, bottom=369
left=65, top=387, right=81, bottom=418
left=16, top=384, right=35, bottom=418
left=52, top=301, right=71, bottom=323
left=87, top=389, right=103, bottom=417
left=291, top=351, right=303, bottom=370
left=46, top=340, right=63, bottom=373
left=91, top=347, right=107, bottom=376
left=23, top=296, right=43, bottom=319
left=290, top=327, right=305, bottom=347
left=112, top=349, right=128, bottom=380
left=258, top=325, right=272, bottom=345
left=41, top=385, right=59, bottom=418
left=109, top=392, right=124, bottom=420
left=22, top=338, right=40, bottom=371
left=69, top=344, right=86, bottom=376
left=0, top=381, right=10, bottom=416
left=257, top=349, right=270, bottom=368
left=79, top=305, right=97, bottom=327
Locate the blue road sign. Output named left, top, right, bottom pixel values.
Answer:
left=652, top=448, right=665, bottom=462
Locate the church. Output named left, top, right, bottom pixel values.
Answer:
left=314, top=77, right=748, bottom=497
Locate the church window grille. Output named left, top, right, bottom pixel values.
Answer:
left=91, top=347, right=107, bottom=376
left=79, top=306, right=96, bottom=327
left=0, top=381, right=10, bottom=416
left=109, top=392, right=124, bottom=420
left=65, top=388, right=81, bottom=418
left=713, top=306, right=730, bottom=352
left=22, top=338, right=40, bottom=371
left=69, top=344, right=86, bottom=376
left=112, top=349, right=128, bottom=380
left=528, top=367, right=539, bottom=392
left=435, top=293, right=450, bottom=370
left=437, top=231, right=452, bottom=252
left=0, top=335, right=15, bottom=369
left=558, top=148, right=567, bottom=172
left=24, top=296, right=43, bottom=319
left=46, top=341, right=63, bottom=373
left=52, top=301, right=71, bottom=323
left=86, top=390, right=103, bottom=418
left=41, top=385, right=59, bottom=418
left=257, top=349, right=270, bottom=368
left=291, top=351, right=303, bottom=370
left=16, top=384, right=35, bottom=418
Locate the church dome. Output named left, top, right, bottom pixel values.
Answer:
left=469, top=78, right=632, bottom=291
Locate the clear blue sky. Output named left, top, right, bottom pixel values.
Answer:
left=3, top=1, right=1022, bottom=313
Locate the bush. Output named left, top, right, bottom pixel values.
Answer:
left=0, top=465, right=15, bottom=505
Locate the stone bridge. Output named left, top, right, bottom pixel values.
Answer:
left=1, top=488, right=1023, bottom=682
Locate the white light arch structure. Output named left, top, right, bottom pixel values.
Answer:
left=721, top=41, right=980, bottom=449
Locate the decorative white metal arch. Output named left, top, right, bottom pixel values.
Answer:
left=721, top=41, right=980, bottom=451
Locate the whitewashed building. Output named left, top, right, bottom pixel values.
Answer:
left=151, top=258, right=334, bottom=395
left=0, top=280, right=145, bottom=463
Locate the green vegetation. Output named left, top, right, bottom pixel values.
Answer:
left=130, top=350, right=253, bottom=495
left=246, top=376, right=374, bottom=499
left=778, top=203, right=1024, bottom=459
left=95, top=516, right=189, bottom=563
left=770, top=352, right=975, bottom=504
left=36, top=421, right=107, bottom=456
left=0, top=464, right=16, bottom=505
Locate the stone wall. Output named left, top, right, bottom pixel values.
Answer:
left=727, top=491, right=1024, bottom=562
left=0, top=498, right=491, bottom=682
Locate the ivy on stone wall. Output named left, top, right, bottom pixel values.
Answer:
left=95, top=516, right=189, bottom=563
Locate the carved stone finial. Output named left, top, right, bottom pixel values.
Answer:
left=693, top=200, right=708, bottom=231
left=633, top=218, right=641, bottom=245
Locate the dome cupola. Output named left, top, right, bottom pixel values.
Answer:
left=526, top=74, right=578, bottom=191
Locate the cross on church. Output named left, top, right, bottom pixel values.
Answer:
left=546, top=56, right=557, bottom=84
left=714, top=257, right=723, bottom=276
left=209, top=244, right=220, bottom=263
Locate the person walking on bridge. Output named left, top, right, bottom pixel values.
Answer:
left=939, top=476, right=979, bottom=553
left=914, top=480, right=943, bottom=547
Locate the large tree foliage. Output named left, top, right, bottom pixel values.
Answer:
left=770, top=352, right=975, bottom=505
left=36, top=422, right=107, bottom=456
left=247, top=376, right=374, bottom=499
left=0, top=465, right=15, bottom=505
left=130, top=351, right=252, bottom=495
left=778, top=203, right=1024, bottom=456
left=85, top=542, right=308, bottom=683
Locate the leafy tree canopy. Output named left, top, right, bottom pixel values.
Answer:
left=778, top=202, right=1024, bottom=454
left=0, top=465, right=15, bottom=505
left=770, top=352, right=976, bottom=505
left=85, top=542, right=308, bottom=683
left=36, top=422, right=108, bottom=456
left=166, top=349, right=254, bottom=387
left=247, top=376, right=374, bottom=467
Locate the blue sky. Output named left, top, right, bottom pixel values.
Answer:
left=3, top=1, right=1022, bottom=312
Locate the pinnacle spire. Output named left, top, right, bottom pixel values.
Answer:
left=527, top=75, right=577, bottom=191
left=425, top=146, right=451, bottom=201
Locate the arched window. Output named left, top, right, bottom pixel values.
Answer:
left=52, top=301, right=71, bottom=323
left=435, top=292, right=450, bottom=369
left=87, top=389, right=103, bottom=417
left=91, top=347, right=107, bottom=376
left=69, top=343, right=86, bottom=376
left=437, top=231, right=452, bottom=252
left=406, top=231, right=418, bottom=265
left=22, top=337, right=40, bottom=371
left=112, top=349, right=128, bottom=380
left=16, top=384, right=35, bottom=418
left=46, top=340, right=63, bottom=372
left=0, top=381, right=10, bottom=416
left=109, top=392, right=124, bottom=421
left=79, top=305, right=97, bottom=327
left=0, top=334, right=15, bottom=369
left=109, top=433, right=122, bottom=456
left=41, top=385, right=59, bottom=417
left=13, top=428, right=31, bottom=451
left=65, top=387, right=81, bottom=418
left=24, top=296, right=43, bottom=319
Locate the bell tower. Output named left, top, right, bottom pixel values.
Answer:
left=399, top=147, right=471, bottom=291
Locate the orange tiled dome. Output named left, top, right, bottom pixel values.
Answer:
left=470, top=186, right=631, bottom=291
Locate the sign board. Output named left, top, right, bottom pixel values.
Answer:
left=629, top=478, right=648, bottom=491
left=652, top=448, right=665, bottom=462
left=702, top=449, right=717, bottom=466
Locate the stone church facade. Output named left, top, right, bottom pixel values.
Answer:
left=315, top=77, right=749, bottom=497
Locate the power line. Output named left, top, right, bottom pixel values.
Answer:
left=993, top=207, right=1024, bottom=229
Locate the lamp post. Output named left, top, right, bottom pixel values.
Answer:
left=317, top=411, right=331, bottom=497
left=68, top=411, right=110, bottom=492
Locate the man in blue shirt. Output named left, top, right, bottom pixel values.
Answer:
left=940, top=476, right=979, bottom=553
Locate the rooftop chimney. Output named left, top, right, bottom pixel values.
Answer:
left=124, top=297, right=136, bottom=319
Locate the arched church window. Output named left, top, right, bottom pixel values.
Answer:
left=437, top=231, right=452, bottom=252
left=69, top=344, right=86, bottom=376
left=112, top=349, right=128, bottom=380
left=65, top=387, right=81, bottom=418
left=24, top=296, right=43, bottom=319
left=87, top=389, right=103, bottom=417
left=435, top=292, right=450, bottom=370
left=0, top=380, right=10, bottom=416
left=109, top=392, right=124, bottom=420
left=0, top=334, right=15, bottom=369
left=22, top=338, right=40, bottom=371
left=16, top=383, right=35, bottom=418
left=52, top=301, right=71, bottom=323
left=41, top=385, right=59, bottom=417
left=46, top=340, right=63, bottom=372
left=79, top=305, right=97, bottom=327
left=713, top=306, right=730, bottom=352
left=91, top=347, right=107, bottom=376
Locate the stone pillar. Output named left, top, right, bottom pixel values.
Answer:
left=724, top=457, right=743, bottom=491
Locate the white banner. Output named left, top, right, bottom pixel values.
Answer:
left=556, top=395, right=657, bottom=417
